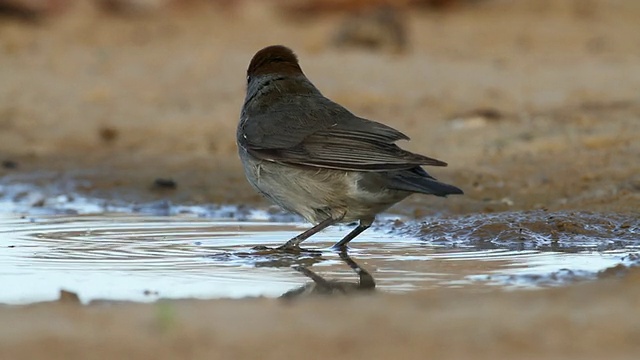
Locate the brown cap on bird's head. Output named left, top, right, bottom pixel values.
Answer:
left=247, top=45, right=304, bottom=78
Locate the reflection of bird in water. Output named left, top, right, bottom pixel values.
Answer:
left=281, top=251, right=375, bottom=298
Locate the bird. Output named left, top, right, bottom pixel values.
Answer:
left=237, top=45, right=463, bottom=252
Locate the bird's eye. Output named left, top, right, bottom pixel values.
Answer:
left=246, top=75, right=251, bottom=84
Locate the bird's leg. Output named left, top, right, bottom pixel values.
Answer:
left=278, top=215, right=342, bottom=251
left=338, top=251, right=375, bottom=290
left=332, top=218, right=373, bottom=250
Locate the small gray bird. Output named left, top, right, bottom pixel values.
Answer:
left=237, top=45, right=463, bottom=252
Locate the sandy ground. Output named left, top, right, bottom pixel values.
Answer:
left=1, top=267, right=640, bottom=360
left=1, top=0, right=640, bottom=358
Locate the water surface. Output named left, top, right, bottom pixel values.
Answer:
left=1, top=211, right=638, bottom=304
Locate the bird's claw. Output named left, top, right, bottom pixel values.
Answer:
left=251, top=244, right=322, bottom=256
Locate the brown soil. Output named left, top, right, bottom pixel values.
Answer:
left=2, top=267, right=640, bottom=360
left=1, top=0, right=639, bottom=358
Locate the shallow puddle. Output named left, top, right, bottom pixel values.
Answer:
left=1, top=208, right=638, bottom=304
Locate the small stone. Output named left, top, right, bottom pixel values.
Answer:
left=332, top=6, right=407, bottom=54
left=1, top=160, right=18, bottom=169
left=153, top=178, right=177, bottom=189
left=98, top=126, right=119, bottom=143
left=58, top=289, right=81, bottom=304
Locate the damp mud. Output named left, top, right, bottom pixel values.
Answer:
left=1, top=1, right=640, bottom=359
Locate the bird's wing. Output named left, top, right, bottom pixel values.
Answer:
left=241, top=97, right=447, bottom=171
left=239, top=106, right=333, bottom=150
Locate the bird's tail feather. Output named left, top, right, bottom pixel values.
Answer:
left=389, top=168, right=463, bottom=197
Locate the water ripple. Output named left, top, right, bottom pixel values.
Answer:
left=1, top=212, right=639, bottom=304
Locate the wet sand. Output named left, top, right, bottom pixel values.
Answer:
left=2, top=268, right=640, bottom=359
left=1, top=0, right=640, bottom=358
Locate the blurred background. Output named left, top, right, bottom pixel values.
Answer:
left=0, top=0, right=638, bottom=214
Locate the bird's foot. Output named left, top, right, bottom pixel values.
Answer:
left=251, top=244, right=322, bottom=256
left=277, top=244, right=323, bottom=255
